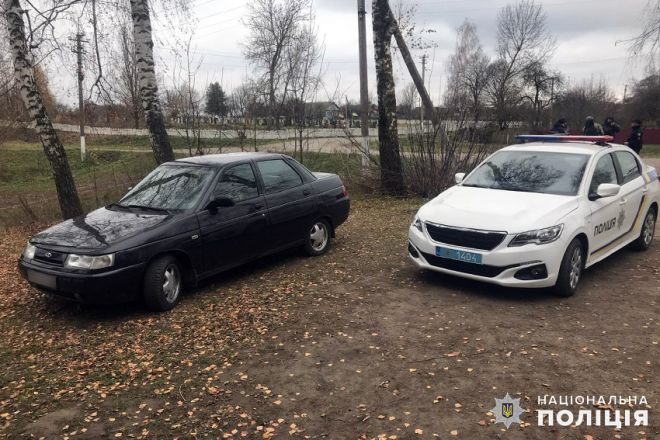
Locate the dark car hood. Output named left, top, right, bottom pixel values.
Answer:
left=30, top=207, right=172, bottom=251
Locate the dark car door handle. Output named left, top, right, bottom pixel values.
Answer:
left=303, top=189, right=311, bottom=196
left=253, top=203, right=264, bottom=210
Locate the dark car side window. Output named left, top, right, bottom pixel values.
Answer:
left=614, top=151, right=641, bottom=184
left=257, top=159, right=303, bottom=194
left=214, top=163, right=259, bottom=202
left=589, top=154, right=618, bottom=195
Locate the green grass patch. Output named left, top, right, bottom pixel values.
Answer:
left=79, top=134, right=274, bottom=151
left=0, top=147, right=156, bottom=193
left=641, top=144, right=660, bottom=158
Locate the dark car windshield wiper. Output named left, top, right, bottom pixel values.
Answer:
left=106, top=203, right=130, bottom=211
left=126, top=204, right=172, bottom=214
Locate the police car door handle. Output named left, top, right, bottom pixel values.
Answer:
left=619, top=199, right=627, bottom=205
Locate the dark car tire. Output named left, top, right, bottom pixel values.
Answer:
left=631, top=207, right=656, bottom=251
left=143, top=255, right=183, bottom=312
left=553, top=238, right=584, bottom=298
left=303, top=219, right=331, bottom=257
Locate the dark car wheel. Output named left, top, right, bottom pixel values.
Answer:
left=554, top=238, right=584, bottom=298
left=303, top=219, right=331, bottom=256
left=631, top=207, right=656, bottom=251
left=143, top=255, right=182, bottom=311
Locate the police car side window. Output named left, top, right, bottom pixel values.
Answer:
left=614, top=152, right=641, bottom=184
left=589, top=154, right=617, bottom=195
left=214, top=163, right=259, bottom=202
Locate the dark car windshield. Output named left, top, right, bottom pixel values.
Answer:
left=119, top=164, right=215, bottom=210
left=462, top=151, right=590, bottom=196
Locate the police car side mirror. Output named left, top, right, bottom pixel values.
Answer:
left=591, top=183, right=621, bottom=200
left=455, top=173, right=466, bottom=184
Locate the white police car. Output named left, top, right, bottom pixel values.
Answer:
left=408, top=135, right=660, bottom=296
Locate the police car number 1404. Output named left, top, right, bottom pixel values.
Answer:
left=436, top=247, right=484, bottom=265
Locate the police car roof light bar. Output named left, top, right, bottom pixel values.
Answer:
left=515, top=135, right=614, bottom=144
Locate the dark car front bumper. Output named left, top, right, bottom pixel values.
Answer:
left=18, top=258, right=145, bottom=304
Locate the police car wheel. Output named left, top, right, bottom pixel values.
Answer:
left=554, top=239, right=584, bottom=298
left=631, top=207, right=656, bottom=251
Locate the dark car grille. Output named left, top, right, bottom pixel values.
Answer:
left=425, top=223, right=506, bottom=251
left=33, top=247, right=68, bottom=266
left=420, top=251, right=517, bottom=278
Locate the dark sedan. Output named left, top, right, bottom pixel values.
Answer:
left=18, top=153, right=350, bottom=311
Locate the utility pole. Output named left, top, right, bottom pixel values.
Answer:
left=420, top=54, right=427, bottom=132
left=357, top=0, right=370, bottom=166
left=71, top=32, right=87, bottom=161
left=623, top=84, right=628, bottom=103
left=549, top=76, right=556, bottom=126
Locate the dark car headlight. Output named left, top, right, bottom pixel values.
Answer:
left=509, top=225, right=564, bottom=247
left=65, top=253, right=115, bottom=270
left=22, top=242, right=36, bottom=260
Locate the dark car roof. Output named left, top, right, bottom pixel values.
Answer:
left=175, top=152, right=285, bottom=167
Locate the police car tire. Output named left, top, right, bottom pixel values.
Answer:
left=631, top=207, right=657, bottom=251
left=554, top=239, right=584, bottom=298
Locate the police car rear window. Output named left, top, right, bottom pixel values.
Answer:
left=463, top=151, right=590, bottom=196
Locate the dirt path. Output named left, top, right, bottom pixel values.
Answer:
left=0, top=198, right=657, bottom=439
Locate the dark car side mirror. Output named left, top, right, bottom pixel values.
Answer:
left=206, top=196, right=235, bottom=211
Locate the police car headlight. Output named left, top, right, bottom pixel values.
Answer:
left=412, top=216, right=424, bottom=232
left=22, top=242, right=36, bottom=260
left=509, top=225, right=564, bottom=247
left=65, top=253, right=115, bottom=270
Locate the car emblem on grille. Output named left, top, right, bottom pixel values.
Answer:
left=45, top=252, right=52, bottom=258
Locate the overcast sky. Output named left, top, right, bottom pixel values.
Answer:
left=51, top=0, right=651, bottom=106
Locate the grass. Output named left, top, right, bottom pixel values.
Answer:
left=4, top=132, right=275, bottom=152
left=0, top=148, right=156, bottom=193
left=641, top=144, right=660, bottom=158
left=0, top=141, right=365, bottom=227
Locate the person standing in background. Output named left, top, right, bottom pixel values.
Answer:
left=583, top=116, right=604, bottom=136
left=602, top=117, right=621, bottom=137
left=550, top=118, right=568, bottom=134
left=626, top=120, right=644, bottom=154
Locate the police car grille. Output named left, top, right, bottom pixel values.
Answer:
left=425, top=224, right=506, bottom=251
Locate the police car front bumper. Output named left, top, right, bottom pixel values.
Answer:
left=408, top=225, right=566, bottom=288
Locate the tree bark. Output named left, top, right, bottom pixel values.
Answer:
left=4, top=0, right=83, bottom=220
left=372, top=0, right=405, bottom=196
left=130, top=0, right=175, bottom=164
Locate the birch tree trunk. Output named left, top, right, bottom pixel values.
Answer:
left=3, top=0, right=83, bottom=219
left=130, top=0, right=175, bottom=164
left=372, top=0, right=405, bottom=196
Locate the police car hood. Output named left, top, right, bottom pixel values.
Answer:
left=419, top=186, right=579, bottom=234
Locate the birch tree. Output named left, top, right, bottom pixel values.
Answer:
left=130, top=0, right=175, bottom=164
left=372, top=0, right=405, bottom=195
left=3, top=0, right=83, bottom=219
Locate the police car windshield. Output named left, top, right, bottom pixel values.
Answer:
left=462, top=151, right=590, bottom=196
